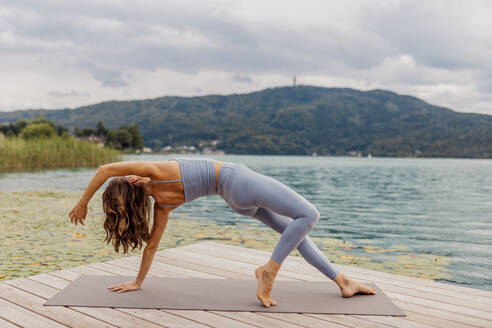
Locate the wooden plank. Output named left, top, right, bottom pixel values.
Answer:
left=106, top=255, right=369, bottom=328
left=118, top=255, right=221, bottom=278
left=155, top=251, right=300, bottom=281
left=193, top=242, right=492, bottom=298
left=8, top=275, right=167, bottom=328
left=87, top=262, right=147, bottom=276
left=210, top=311, right=311, bottom=328
left=176, top=244, right=492, bottom=327
left=0, top=297, right=68, bottom=328
left=60, top=265, right=264, bottom=328
left=4, top=241, right=488, bottom=328
left=353, top=314, right=435, bottom=328
left=305, top=313, right=399, bottom=328
left=0, top=282, right=116, bottom=328
left=121, top=251, right=402, bottom=327
left=166, top=246, right=491, bottom=328
left=259, top=313, right=352, bottom=328
left=117, top=308, right=212, bottom=328
left=158, top=248, right=410, bottom=328
left=49, top=269, right=227, bottom=328
left=384, top=290, right=492, bottom=321
left=49, top=268, right=81, bottom=281
left=103, top=258, right=182, bottom=278
left=6, top=277, right=65, bottom=299
left=70, top=265, right=113, bottom=276
left=0, top=317, right=20, bottom=328
left=152, top=253, right=249, bottom=279
left=400, top=309, right=478, bottom=328
left=165, top=310, right=259, bottom=328
left=48, top=269, right=214, bottom=328
left=189, top=241, right=492, bottom=298
left=115, top=253, right=376, bottom=328
left=392, top=299, right=492, bottom=328
left=187, top=242, right=492, bottom=311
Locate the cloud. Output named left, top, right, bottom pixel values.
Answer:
left=91, top=69, right=130, bottom=88
left=48, top=90, right=90, bottom=98
left=233, top=74, right=253, bottom=83
left=0, top=0, right=491, bottom=114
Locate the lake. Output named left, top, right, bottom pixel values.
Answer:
left=1, top=154, right=491, bottom=291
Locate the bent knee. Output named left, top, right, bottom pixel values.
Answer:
left=304, top=206, right=320, bottom=231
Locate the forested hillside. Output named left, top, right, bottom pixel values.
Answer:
left=1, top=86, right=491, bottom=157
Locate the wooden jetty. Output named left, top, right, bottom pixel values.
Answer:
left=0, top=241, right=491, bottom=327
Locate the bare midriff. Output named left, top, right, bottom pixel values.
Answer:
left=151, top=159, right=225, bottom=207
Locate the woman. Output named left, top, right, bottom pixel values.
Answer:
left=69, top=158, right=375, bottom=307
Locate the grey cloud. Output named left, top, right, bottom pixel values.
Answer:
left=48, top=90, right=90, bottom=97
left=92, top=69, right=130, bottom=88
left=233, top=74, right=253, bottom=83
left=362, top=1, right=492, bottom=71
left=3, top=1, right=490, bottom=75
left=1, top=1, right=491, bottom=113
left=0, top=1, right=393, bottom=76
left=76, top=60, right=130, bottom=88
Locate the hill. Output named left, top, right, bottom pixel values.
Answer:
left=1, top=86, right=491, bottom=157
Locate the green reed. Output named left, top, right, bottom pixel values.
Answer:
left=0, top=136, right=121, bottom=171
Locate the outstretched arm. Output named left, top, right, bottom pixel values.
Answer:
left=108, top=203, right=170, bottom=292
left=69, top=161, right=159, bottom=225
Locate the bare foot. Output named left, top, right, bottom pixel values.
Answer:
left=255, top=265, right=277, bottom=307
left=335, top=273, right=376, bottom=298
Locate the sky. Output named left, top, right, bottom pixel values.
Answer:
left=1, top=0, right=491, bottom=114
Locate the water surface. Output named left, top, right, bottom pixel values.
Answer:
left=1, top=155, right=491, bottom=290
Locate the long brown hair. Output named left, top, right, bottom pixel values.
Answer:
left=102, top=177, right=151, bottom=253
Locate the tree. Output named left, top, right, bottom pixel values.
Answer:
left=126, top=124, right=144, bottom=149
left=14, top=120, right=28, bottom=135
left=20, top=123, right=56, bottom=139
left=96, top=121, right=108, bottom=137
left=103, top=125, right=144, bottom=150
left=105, top=130, right=118, bottom=148
left=116, top=129, right=133, bottom=149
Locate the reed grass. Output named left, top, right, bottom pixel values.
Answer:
left=0, top=135, right=121, bottom=171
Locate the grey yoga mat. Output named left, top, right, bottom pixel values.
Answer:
left=44, top=275, right=405, bottom=316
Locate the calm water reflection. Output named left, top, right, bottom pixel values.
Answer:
left=1, top=154, right=491, bottom=290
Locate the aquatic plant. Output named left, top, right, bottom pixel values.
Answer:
left=0, top=136, right=120, bottom=171
left=0, top=190, right=451, bottom=283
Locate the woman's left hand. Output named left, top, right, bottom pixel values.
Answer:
left=126, top=175, right=150, bottom=186
left=107, top=281, right=141, bottom=293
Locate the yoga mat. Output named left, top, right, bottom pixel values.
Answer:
left=44, top=275, right=405, bottom=316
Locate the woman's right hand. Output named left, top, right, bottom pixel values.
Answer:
left=126, top=175, right=140, bottom=183
left=69, top=202, right=88, bottom=226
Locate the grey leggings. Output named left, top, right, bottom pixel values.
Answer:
left=217, top=162, right=339, bottom=280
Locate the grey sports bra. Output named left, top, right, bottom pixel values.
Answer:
left=151, top=158, right=216, bottom=208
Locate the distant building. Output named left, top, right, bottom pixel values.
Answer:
left=161, top=145, right=172, bottom=152
left=76, top=135, right=105, bottom=145
left=347, top=150, right=362, bottom=157
left=143, top=147, right=152, bottom=153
